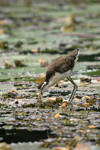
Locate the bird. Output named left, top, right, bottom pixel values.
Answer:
left=38, top=48, right=80, bottom=104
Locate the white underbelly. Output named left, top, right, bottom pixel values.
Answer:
left=48, top=70, right=72, bottom=87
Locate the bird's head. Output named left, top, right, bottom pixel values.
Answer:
left=73, top=48, right=80, bottom=55
left=38, top=81, right=48, bottom=93
left=71, top=48, right=81, bottom=60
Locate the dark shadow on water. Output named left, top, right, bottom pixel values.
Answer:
left=0, top=129, right=56, bottom=144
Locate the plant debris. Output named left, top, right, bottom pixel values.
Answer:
left=0, top=0, right=100, bottom=149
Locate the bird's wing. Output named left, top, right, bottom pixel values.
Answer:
left=45, top=56, right=75, bottom=82
left=55, top=56, right=75, bottom=73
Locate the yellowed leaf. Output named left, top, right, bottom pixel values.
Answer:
left=85, top=130, right=90, bottom=133
left=89, top=125, right=96, bottom=129
left=48, top=97, right=56, bottom=101
left=73, top=136, right=82, bottom=141
left=54, top=126, right=58, bottom=129
left=55, top=148, right=66, bottom=150
left=89, top=46, right=93, bottom=50
left=0, top=29, right=4, bottom=34
left=36, top=118, right=41, bottom=121
left=31, top=49, right=38, bottom=53
left=55, top=113, right=60, bottom=118
left=59, top=14, right=75, bottom=25
left=0, top=19, right=7, bottom=25
left=39, top=58, right=45, bottom=63
left=83, top=103, right=89, bottom=107
left=61, top=26, right=75, bottom=32
left=82, top=96, right=90, bottom=100
left=74, top=143, right=91, bottom=150
left=60, top=80, right=64, bottom=83
left=55, top=145, right=71, bottom=150
left=61, top=103, right=67, bottom=107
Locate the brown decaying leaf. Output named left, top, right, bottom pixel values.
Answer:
left=74, top=143, right=91, bottom=150
left=73, top=136, right=82, bottom=141
left=34, top=73, right=45, bottom=83
left=15, top=100, right=19, bottom=104
left=0, top=142, right=13, bottom=150
left=4, top=61, right=14, bottom=69
left=40, top=62, right=49, bottom=67
left=80, top=77, right=91, bottom=83
left=11, top=89, right=18, bottom=93
left=14, top=60, right=27, bottom=67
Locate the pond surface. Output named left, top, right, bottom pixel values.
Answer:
left=0, top=0, right=100, bottom=149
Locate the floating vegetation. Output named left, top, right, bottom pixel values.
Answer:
left=0, top=0, right=100, bottom=149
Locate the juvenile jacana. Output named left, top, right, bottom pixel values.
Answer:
left=38, top=48, right=80, bottom=103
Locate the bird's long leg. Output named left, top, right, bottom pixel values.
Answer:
left=38, top=92, right=43, bottom=102
left=67, top=77, right=78, bottom=103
